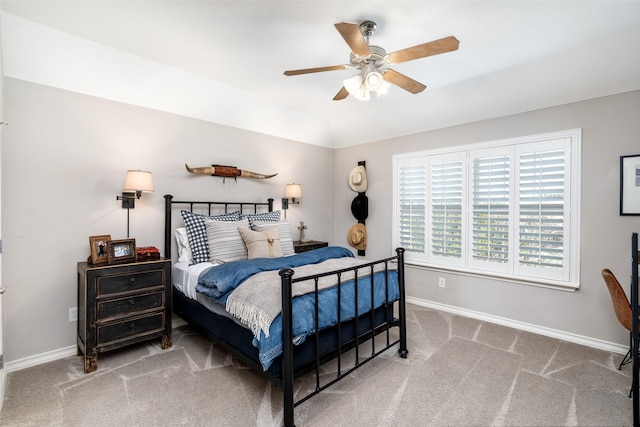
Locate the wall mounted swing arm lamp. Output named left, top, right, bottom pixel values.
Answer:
left=282, top=183, right=302, bottom=218
left=116, top=170, right=154, bottom=237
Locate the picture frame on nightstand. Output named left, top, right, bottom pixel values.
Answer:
left=89, top=235, right=111, bottom=265
left=107, top=238, right=137, bottom=264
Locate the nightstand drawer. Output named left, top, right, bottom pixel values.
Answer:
left=97, top=269, right=164, bottom=296
left=97, top=292, right=164, bottom=320
left=97, top=312, right=164, bottom=345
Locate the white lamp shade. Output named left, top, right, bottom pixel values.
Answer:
left=376, top=80, right=391, bottom=98
left=364, top=71, right=383, bottom=91
left=343, top=74, right=370, bottom=101
left=285, top=183, right=302, bottom=199
left=123, top=170, right=154, bottom=193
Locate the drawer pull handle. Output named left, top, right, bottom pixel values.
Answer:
left=129, top=323, right=136, bottom=331
left=129, top=278, right=136, bottom=286
left=128, top=299, right=136, bottom=308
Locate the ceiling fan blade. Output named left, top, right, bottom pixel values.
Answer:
left=284, top=64, right=349, bottom=76
left=333, top=86, right=349, bottom=101
left=387, top=36, right=459, bottom=64
left=334, top=22, right=371, bottom=57
left=383, top=69, right=426, bottom=94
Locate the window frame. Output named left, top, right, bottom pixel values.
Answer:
left=392, top=129, right=581, bottom=290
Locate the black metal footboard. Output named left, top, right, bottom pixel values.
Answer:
left=279, top=248, right=408, bottom=427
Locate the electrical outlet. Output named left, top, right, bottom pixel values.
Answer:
left=438, top=277, right=446, bottom=288
left=68, top=307, right=78, bottom=322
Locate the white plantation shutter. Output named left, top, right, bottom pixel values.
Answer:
left=393, top=129, right=579, bottom=288
left=516, top=142, right=569, bottom=281
left=396, top=158, right=427, bottom=259
left=470, top=150, right=511, bottom=272
left=430, top=156, right=464, bottom=265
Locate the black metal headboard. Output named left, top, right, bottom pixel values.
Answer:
left=163, top=194, right=274, bottom=259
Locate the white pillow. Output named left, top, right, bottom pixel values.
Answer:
left=205, top=218, right=250, bottom=263
left=238, top=226, right=283, bottom=259
left=175, top=227, right=193, bottom=263
left=253, top=221, right=295, bottom=256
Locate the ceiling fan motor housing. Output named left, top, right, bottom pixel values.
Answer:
left=350, top=45, right=387, bottom=67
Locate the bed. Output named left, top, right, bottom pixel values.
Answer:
left=163, top=194, right=408, bottom=427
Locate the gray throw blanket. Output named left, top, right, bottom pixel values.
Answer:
left=225, top=257, right=396, bottom=338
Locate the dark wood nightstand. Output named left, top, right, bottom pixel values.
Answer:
left=293, top=240, right=328, bottom=253
left=77, top=258, right=172, bottom=373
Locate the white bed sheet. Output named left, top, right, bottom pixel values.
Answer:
left=172, top=261, right=218, bottom=299
left=172, top=260, right=246, bottom=324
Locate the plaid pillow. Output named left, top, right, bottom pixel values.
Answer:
left=245, top=210, right=281, bottom=229
left=181, top=210, right=241, bottom=264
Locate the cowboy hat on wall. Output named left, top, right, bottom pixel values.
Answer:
left=348, top=223, right=367, bottom=251
left=351, top=193, right=368, bottom=222
left=348, top=165, right=367, bottom=193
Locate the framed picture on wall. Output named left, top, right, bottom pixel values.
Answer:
left=620, top=154, right=640, bottom=215
left=89, top=235, right=111, bottom=265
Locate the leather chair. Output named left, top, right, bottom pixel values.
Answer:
left=602, top=268, right=635, bottom=396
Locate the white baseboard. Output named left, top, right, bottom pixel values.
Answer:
left=6, top=318, right=188, bottom=374
left=5, top=345, right=77, bottom=373
left=407, top=296, right=628, bottom=355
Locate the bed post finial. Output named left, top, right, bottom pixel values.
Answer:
left=164, top=195, right=174, bottom=259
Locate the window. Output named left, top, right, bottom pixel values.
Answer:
left=430, top=153, right=465, bottom=267
left=397, top=158, right=427, bottom=254
left=393, top=129, right=581, bottom=288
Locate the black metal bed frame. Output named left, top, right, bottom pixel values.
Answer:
left=163, top=194, right=408, bottom=427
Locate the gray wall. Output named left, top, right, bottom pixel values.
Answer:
left=1, top=78, right=334, bottom=363
left=334, top=90, right=640, bottom=348
left=3, top=75, right=639, bottom=364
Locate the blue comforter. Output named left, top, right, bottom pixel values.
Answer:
left=195, top=246, right=399, bottom=370
left=196, top=246, right=354, bottom=300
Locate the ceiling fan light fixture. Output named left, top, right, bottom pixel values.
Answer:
left=376, top=80, right=391, bottom=98
left=364, top=70, right=383, bottom=91
left=343, top=74, right=370, bottom=101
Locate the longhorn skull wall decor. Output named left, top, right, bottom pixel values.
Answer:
left=185, top=164, right=277, bottom=182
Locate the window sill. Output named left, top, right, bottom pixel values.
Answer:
left=405, top=261, right=579, bottom=292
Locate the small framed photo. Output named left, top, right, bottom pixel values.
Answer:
left=620, top=154, right=640, bottom=215
left=107, top=238, right=137, bottom=264
left=89, top=235, right=111, bottom=265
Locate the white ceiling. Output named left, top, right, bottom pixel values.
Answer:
left=2, top=1, right=639, bottom=148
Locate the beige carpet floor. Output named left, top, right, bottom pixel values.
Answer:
left=0, top=303, right=633, bottom=426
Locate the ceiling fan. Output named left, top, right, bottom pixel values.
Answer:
left=283, top=21, right=459, bottom=101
